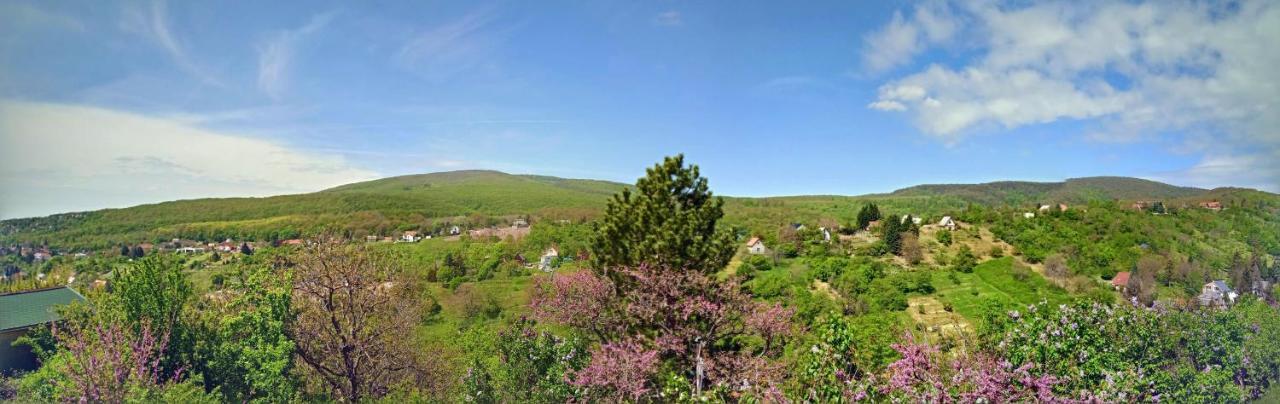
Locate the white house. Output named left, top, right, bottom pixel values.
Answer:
left=449, top=225, right=462, bottom=235
left=1022, top=212, right=1036, bottom=219
left=1198, top=280, right=1237, bottom=308
left=539, top=247, right=560, bottom=272
left=401, top=231, right=420, bottom=242
left=513, top=218, right=529, bottom=228
left=746, top=237, right=768, bottom=254
left=818, top=227, right=832, bottom=243
left=901, top=215, right=923, bottom=225
left=938, top=216, right=957, bottom=231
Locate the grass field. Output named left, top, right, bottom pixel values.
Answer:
left=930, top=257, right=1070, bottom=322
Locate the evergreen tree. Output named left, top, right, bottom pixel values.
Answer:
left=856, top=203, right=882, bottom=230
left=880, top=214, right=903, bottom=255
left=240, top=242, right=253, bottom=256
left=590, top=154, right=734, bottom=274
left=131, top=245, right=145, bottom=258
left=121, top=245, right=130, bottom=257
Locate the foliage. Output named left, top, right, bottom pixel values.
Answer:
left=289, top=241, right=437, bottom=401
left=461, top=316, right=589, bottom=403
left=590, top=154, right=735, bottom=274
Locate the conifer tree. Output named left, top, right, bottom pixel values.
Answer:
left=590, top=154, right=734, bottom=274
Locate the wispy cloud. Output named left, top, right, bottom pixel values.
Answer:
left=121, top=0, right=223, bottom=86
left=0, top=100, right=377, bottom=219
left=654, top=11, right=683, bottom=26
left=257, top=11, right=337, bottom=100
left=0, top=3, right=84, bottom=32
left=393, top=9, right=503, bottom=80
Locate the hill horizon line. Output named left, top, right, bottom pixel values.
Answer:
left=1, top=169, right=1260, bottom=222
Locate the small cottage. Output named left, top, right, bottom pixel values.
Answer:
left=401, top=231, right=420, bottom=242
left=1111, top=272, right=1130, bottom=292
left=1199, top=201, right=1223, bottom=211
left=1, top=287, right=88, bottom=375
left=938, top=216, right=957, bottom=231
left=1198, top=280, right=1237, bottom=308
left=539, top=247, right=560, bottom=272
left=746, top=237, right=768, bottom=255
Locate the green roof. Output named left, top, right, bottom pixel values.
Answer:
left=0, top=287, right=86, bottom=332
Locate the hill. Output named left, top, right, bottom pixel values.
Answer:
left=888, top=176, right=1207, bottom=205
left=0, top=170, right=628, bottom=249
left=1, top=172, right=1265, bottom=251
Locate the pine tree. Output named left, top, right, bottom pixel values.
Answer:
left=131, top=245, right=144, bottom=258
left=121, top=245, right=130, bottom=257
left=880, top=214, right=903, bottom=255
left=240, top=242, right=254, bottom=255
left=590, top=154, right=735, bottom=274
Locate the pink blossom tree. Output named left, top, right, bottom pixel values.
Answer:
left=53, top=316, right=179, bottom=403
left=531, top=265, right=794, bottom=400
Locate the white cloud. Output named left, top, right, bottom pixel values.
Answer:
left=257, top=12, right=336, bottom=100
left=0, top=101, right=378, bottom=219
left=867, top=100, right=906, bottom=112
left=120, top=1, right=223, bottom=86
left=861, top=1, right=956, bottom=73
left=865, top=0, right=1280, bottom=189
left=394, top=9, right=501, bottom=80
left=654, top=11, right=683, bottom=26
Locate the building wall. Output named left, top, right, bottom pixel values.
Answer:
left=0, top=327, right=38, bottom=376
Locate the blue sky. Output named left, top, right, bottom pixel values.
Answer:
left=1, top=1, right=1277, bottom=219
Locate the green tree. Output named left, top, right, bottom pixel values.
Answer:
left=205, top=266, right=298, bottom=403
left=590, top=154, right=734, bottom=273
left=952, top=245, right=977, bottom=273
left=109, top=256, right=196, bottom=374
left=856, top=203, right=882, bottom=230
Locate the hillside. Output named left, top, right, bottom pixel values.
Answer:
left=0, top=170, right=628, bottom=249
left=889, top=176, right=1207, bottom=205
left=1, top=172, right=1266, bottom=251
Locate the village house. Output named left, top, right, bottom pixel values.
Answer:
left=1058, top=203, right=1069, bottom=212
left=32, top=250, right=52, bottom=262
left=1, top=287, right=87, bottom=375
left=281, top=239, right=304, bottom=246
left=1198, top=280, right=1237, bottom=308
left=746, top=237, right=768, bottom=255
left=900, top=215, right=923, bottom=225
left=1038, top=204, right=1052, bottom=212
left=177, top=246, right=205, bottom=254
left=539, top=247, right=560, bottom=272
left=513, top=218, right=529, bottom=228
left=819, top=227, right=833, bottom=243
left=366, top=235, right=380, bottom=242
left=938, top=216, right=957, bottom=231
left=449, top=225, right=462, bottom=235
left=1111, top=271, right=1130, bottom=293
left=866, top=220, right=881, bottom=230
left=1023, top=212, right=1036, bottom=219
left=401, top=231, right=421, bottom=243
left=216, top=240, right=237, bottom=252
left=1200, top=201, right=1223, bottom=211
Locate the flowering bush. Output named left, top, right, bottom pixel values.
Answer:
left=530, top=265, right=794, bottom=400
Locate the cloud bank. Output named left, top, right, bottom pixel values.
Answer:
left=0, top=101, right=378, bottom=219
left=864, top=0, right=1280, bottom=191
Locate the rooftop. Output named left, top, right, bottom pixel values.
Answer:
left=0, top=287, right=87, bottom=332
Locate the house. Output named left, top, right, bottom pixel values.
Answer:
left=791, top=223, right=806, bottom=231
left=1, top=287, right=88, bottom=375
left=819, top=227, right=833, bottom=243
left=1022, top=212, right=1036, bottom=219
left=449, top=225, right=462, bottom=235
left=216, top=240, right=237, bottom=252
left=900, top=215, right=923, bottom=225
left=1199, top=201, right=1223, bottom=211
left=366, top=235, right=380, bottom=242
left=138, top=243, right=154, bottom=253
left=746, top=237, right=768, bottom=255
left=1058, top=204, right=1069, bottom=212
left=32, top=251, right=52, bottom=261
left=177, top=246, right=205, bottom=254
left=1111, top=272, right=1130, bottom=292
left=866, top=220, right=881, bottom=230
left=1038, top=204, right=1052, bottom=212
left=513, top=218, right=529, bottom=228
left=281, top=239, right=304, bottom=246
left=380, top=236, right=394, bottom=243
left=1198, top=280, right=1237, bottom=308
left=539, top=247, right=560, bottom=272
left=401, top=231, right=420, bottom=242
left=938, top=216, right=957, bottom=231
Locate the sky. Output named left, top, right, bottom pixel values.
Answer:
left=1, top=0, right=1277, bottom=219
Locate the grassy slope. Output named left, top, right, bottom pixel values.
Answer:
left=930, top=257, right=1070, bottom=321
left=889, top=176, right=1207, bottom=206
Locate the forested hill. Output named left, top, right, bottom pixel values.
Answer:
left=888, top=176, right=1208, bottom=205
left=0, top=170, right=628, bottom=249
left=1, top=171, right=1269, bottom=251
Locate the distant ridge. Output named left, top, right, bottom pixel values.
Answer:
left=888, top=176, right=1208, bottom=205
